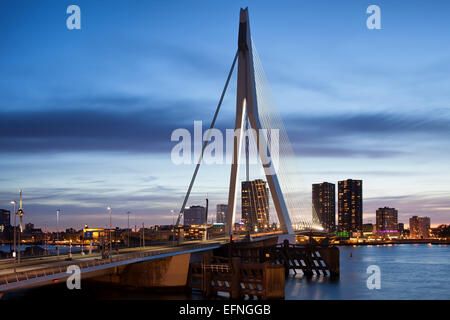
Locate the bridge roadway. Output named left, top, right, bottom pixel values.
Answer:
left=0, top=238, right=228, bottom=294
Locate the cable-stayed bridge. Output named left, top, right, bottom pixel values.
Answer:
left=0, top=8, right=327, bottom=298
left=176, top=8, right=323, bottom=235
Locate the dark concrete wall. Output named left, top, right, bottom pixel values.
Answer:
left=92, top=253, right=192, bottom=288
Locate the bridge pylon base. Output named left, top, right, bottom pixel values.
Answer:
left=278, top=234, right=296, bottom=245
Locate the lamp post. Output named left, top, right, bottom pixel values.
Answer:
left=81, top=224, right=87, bottom=255
left=171, top=209, right=175, bottom=246
left=68, top=237, right=72, bottom=259
left=56, top=209, right=60, bottom=257
left=10, top=200, right=17, bottom=273
left=16, top=190, right=24, bottom=264
left=43, top=221, right=48, bottom=255
left=67, top=217, right=72, bottom=260
left=127, top=211, right=131, bottom=248
left=142, top=222, right=145, bottom=248
left=107, top=206, right=112, bottom=260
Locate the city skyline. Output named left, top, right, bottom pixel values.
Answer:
left=1, top=0, right=450, bottom=229
left=0, top=181, right=442, bottom=231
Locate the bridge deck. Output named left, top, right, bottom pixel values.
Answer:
left=0, top=240, right=225, bottom=293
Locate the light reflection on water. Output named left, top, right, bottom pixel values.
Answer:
left=286, top=244, right=450, bottom=300
left=3, top=244, right=449, bottom=300
left=0, top=244, right=94, bottom=255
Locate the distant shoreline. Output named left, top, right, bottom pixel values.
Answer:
left=335, top=239, right=449, bottom=246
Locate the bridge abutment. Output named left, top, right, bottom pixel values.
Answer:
left=91, top=253, right=192, bottom=288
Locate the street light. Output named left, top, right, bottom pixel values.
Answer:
left=127, top=211, right=131, bottom=248
left=16, top=190, right=24, bottom=264
left=10, top=200, right=17, bottom=272
left=171, top=209, right=175, bottom=246
left=43, top=221, right=48, bottom=255
left=107, top=206, right=112, bottom=260
left=56, top=209, right=61, bottom=257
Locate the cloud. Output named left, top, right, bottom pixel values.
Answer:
left=283, top=110, right=450, bottom=157
left=0, top=96, right=214, bottom=154
left=286, top=110, right=450, bottom=140
left=1, top=99, right=449, bottom=159
left=306, top=170, right=420, bottom=177
left=364, top=192, right=450, bottom=225
left=292, top=146, right=405, bottom=158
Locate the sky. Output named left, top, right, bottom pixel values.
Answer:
left=1, top=0, right=449, bottom=230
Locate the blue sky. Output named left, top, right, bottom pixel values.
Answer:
left=1, top=0, right=449, bottom=230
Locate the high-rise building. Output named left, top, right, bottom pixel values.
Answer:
left=363, top=223, right=375, bottom=234
left=409, top=216, right=430, bottom=239
left=241, top=179, right=269, bottom=232
left=216, top=204, right=228, bottom=224
left=338, top=179, right=363, bottom=235
left=25, top=223, right=35, bottom=233
left=398, top=223, right=404, bottom=233
left=0, top=209, right=11, bottom=232
left=312, top=182, right=336, bottom=231
left=184, top=206, right=207, bottom=226
left=376, top=207, right=398, bottom=234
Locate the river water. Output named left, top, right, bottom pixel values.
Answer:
left=286, top=244, right=450, bottom=300
left=3, top=244, right=449, bottom=300
left=0, top=244, right=94, bottom=256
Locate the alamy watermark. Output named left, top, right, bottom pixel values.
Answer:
left=66, top=265, right=81, bottom=290
left=366, top=5, right=381, bottom=30
left=366, top=265, right=381, bottom=290
left=170, top=121, right=280, bottom=175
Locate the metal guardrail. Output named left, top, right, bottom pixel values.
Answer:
left=0, top=242, right=223, bottom=290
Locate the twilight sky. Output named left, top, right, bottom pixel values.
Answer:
left=1, top=0, right=449, bottom=230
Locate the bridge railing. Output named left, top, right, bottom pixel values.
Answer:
left=0, top=241, right=223, bottom=289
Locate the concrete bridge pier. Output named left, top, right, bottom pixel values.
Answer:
left=91, top=253, right=192, bottom=288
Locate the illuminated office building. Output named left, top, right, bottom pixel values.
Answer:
left=216, top=204, right=227, bottom=224
left=338, top=179, right=363, bottom=235
left=409, top=216, right=430, bottom=239
left=312, top=182, right=336, bottom=232
left=0, top=209, right=10, bottom=232
left=241, top=179, right=269, bottom=232
left=376, top=207, right=398, bottom=233
left=184, top=206, right=207, bottom=226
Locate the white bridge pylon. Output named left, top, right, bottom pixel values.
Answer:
left=225, top=8, right=294, bottom=236
left=176, top=8, right=321, bottom=235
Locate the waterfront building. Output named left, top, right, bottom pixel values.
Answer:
left=376, top=207, right=398, bottom=234
left=241, top=179, right=270, bottom=232
left=312, top=182, right=336, bottom=231
left=338, top=179, right=363, bottom=235
left=24, top=223, right=35, bottom=233
left=363, top=223, right=375, bottom=236
left=409, top=216, right=431, bottom=239
left=234, top=222, right=246, bottom=232
left=398, top=223, right=405, bottom=233
left=0, top=209, right=11, bottom=232
left=184, top=205, right=207, bottom=226
left=83, top=228, right=107, bottom=241
left=174, top=225, right=207, bottom=241
left=216, top=204, right=228, bottom=224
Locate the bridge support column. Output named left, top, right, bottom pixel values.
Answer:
left=230, top=257, right=241, bottom=299
left=278, top=234, right=296, bottom=245
left=318, top=247, right=340, bottom=278
left=263, top=262, right=285, bottom=299
left=201, top=254, right=212, bottom=298
left=91, top=253, right=192, bottom=288
left=225, top=8, right=294, bottom=236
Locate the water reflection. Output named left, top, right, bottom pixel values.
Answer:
left=286, top=244, right=450, bottom=300
left=2, top=244, right=449, bottom=300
